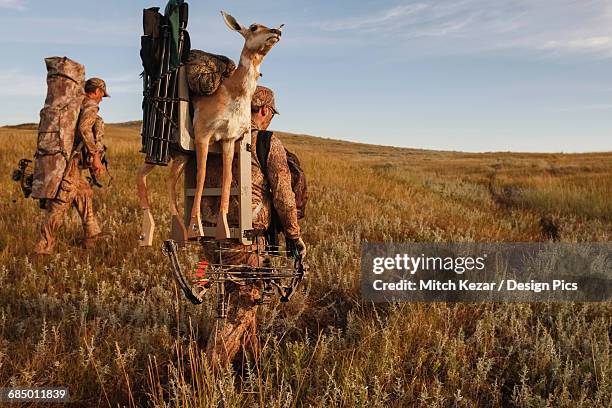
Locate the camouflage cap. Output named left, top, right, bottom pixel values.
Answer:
left=252, top=85, right=279, bottom=114
left=85, top=77, right=110, bottom=97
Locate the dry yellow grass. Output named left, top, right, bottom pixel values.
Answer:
left=0, top=123, right=610, bottom=407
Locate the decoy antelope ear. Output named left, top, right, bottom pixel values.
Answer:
left=221, top=11, right=246, bottom=35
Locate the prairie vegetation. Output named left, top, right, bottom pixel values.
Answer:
left=0, top=123, right=610, bottom=407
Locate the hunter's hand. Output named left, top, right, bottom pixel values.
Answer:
left=90, top=152, right=104, bottom=177
left=293, top=237, right=307, bottom=259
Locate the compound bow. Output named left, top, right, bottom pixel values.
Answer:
left=163, top=238, right=307, bottom=318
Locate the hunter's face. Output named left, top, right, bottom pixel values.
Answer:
left=87, top=88, right=104, bottom=103
left=252, top=106, right=274, bottom=130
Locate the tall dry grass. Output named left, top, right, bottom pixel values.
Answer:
left=0, top=124, right=610, bottom=407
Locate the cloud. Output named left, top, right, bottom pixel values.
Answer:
left=557, top=103, right=612, bottom=112
left=543, top=36, right=612, bottom=54
left=317, top=4, right=429, bottom=31
left=0, top=16, right=137, bottom=46
left=0, top=0, right=26, bottom=11
left=311, top=0, right=612, bottom=58
left=314, top=1, right=516, bottom=37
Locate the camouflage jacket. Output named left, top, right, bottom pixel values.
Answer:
left=76, top=97, right=104, bottom=155
left=202, top=130, right=301, bottom=240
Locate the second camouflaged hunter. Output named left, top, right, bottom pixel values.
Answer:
left=140, top=0, right=191, bottom=165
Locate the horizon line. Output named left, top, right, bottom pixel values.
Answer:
left=2, top=121, right=611, bottom=155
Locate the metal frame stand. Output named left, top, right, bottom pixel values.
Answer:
left=182, top=136, right=254, bottom=245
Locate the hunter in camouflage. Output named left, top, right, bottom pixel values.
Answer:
left=201, top=86, right=306, bottom=366
left=34, top=78, right=109, bottom=255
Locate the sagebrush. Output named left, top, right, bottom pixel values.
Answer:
left=0, top=124, right=610, bottom=407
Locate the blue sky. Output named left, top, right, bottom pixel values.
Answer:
left=0, top=0, right=611, bottom=152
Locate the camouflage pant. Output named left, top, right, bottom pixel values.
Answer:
left=201, top=237, right=266, bottom=367
left=34, top=159, right=101, bottom=255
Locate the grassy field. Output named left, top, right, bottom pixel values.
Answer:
left=0, top=123, right=610, bottom=407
